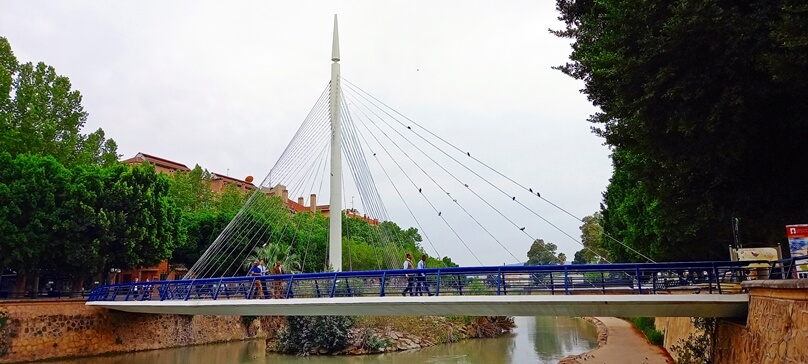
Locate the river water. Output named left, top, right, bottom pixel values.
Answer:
left=53, top=317, right=597, bottom=364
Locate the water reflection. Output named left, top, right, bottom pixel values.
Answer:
left=51, top=317, right=597, bottom=364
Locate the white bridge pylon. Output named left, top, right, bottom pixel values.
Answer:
left=329, top=14, right=343, bottom=272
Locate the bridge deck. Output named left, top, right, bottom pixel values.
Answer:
left=88, top=294, right=749, bottom=317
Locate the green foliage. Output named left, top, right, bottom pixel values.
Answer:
left=361, top=329, right=390, bottom=351
left=579, top=213, right=607, bottom=262
left=275, top=315, right=355, bottom=355
left=553, top=0, right=808, bottom=261
left=629, top=317, right=664, bottom=346
left=0, top=153, right=183, bottom=282
left=671, top=318, right=715, bottom=364
left=526, top=239, right=564, bottom=265
left=312, top=316, right=355, bottom=351
left=168, top=165, right=215, bottom=212
left=467, top=279, right=489, bottom=294
left=0, top=37, right=118, bottom=168
left=447, top=315, right=474, bottom=326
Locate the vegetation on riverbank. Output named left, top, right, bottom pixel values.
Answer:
left=670, top=318, right=716, bottom=364
left=268, top=315, right=516, bottom=356
left=628, top=317, right=664, bottom=345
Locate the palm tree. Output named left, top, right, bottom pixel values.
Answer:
left=244, top=243, right=301, bottom=273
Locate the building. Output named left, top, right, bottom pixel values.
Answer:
left=264, top=183, right=379, bottom=226
left=113, top=154, right=378, bottom=283
left=122, top=152, right=190, bottom=174
left=210, top=172, right=257, bottom=194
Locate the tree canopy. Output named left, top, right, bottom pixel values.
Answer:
left=526, top=239, right=565, bottom=265
left=554, top=0, right=808, bottom=261
left=0, top=154, right=181, bottom=288
left=0, top=37, right=119, bottom=168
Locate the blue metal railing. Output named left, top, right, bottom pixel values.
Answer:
left=86, top=256, right=808, bottom=302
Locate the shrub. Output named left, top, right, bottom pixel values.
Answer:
left=312, top=316, right=355, bottom=351
left=629, top=317, right=664, bottom=346
left=275, top=315, right=355, bottom=355
left=671, top=318, right=715, bottom=364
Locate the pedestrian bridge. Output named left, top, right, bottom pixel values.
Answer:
left=86, top=258, right=805, bottom=318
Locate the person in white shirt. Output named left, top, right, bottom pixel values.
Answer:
left=416, top=254, right=432, bottom=296
left=258, top=259, right=269, bottom=298
left=402, top=253, right=414, bottom=296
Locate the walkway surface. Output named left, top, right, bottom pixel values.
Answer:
left=571, top=317, right=671, bottom=364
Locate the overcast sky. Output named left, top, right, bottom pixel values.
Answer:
left=1, top=1, right=613, bottom=266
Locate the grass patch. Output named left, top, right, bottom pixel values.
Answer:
left=628, top=317, right=664, bottom=345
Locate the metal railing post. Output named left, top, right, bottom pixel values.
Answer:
left=380, top=272, right=386, bottom=297
left=564, top=266, right=569, bottom=295
left=246, top=278, right=256, bottom=299
left=184, top=282, right=194, bottom=301
left=329, top=273, right=338, bottom=298
left=212, top=278, right=223, bottom=300
left=124, top=286, right=133, bottom=301
left=635, top=266, right=643, bottom=294
left=600, top=271, right=606, bottom=295
left=712, top=263, right=721, bottom=294
left=550, top=273, right=555, bottom=295
left=435, top=270, right=441, bottom=296
left=286, top=276, right=294, bottom=299
left=159, top=284, right=168, bottom=301
left=497, top=269, right=502, bottom=295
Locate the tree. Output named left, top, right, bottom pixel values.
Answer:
left=572, top=250, right=587, bottom=264
left=168, top=165, right=215, bottom=212
left=99, top=163, right=182, bottom=271
left=579, top=213, right=608, bottom=263
left=553, top=0, right=808, bottom=261
left=0, top=153, right=70, bottom=292
left=171, top=209, right=236, bottom=271
left=0, top=37, right=118, bottom=168
left=526, top=239, right=562, bottom=266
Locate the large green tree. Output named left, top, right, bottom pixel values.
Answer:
left=554, top=0, right=808, bottom=261
left=0, top=154, right=183, bottom=292
left=526, top=239, right=564, bottom=265
left=0, top=153, right=70, bottom=291
left=573, top=212, right=608, bottom=263
left=0, top=37, right=118, bottom=168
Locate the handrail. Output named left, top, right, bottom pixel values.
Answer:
left=84, top=256, right=808, bottom=302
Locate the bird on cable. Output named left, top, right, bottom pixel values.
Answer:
left=373, top=153, right=377, bottom=156
left=512, top=196, right=516, bottom=201
left=466, top=152, right=471, bottom=157
left=519, top=227, right=526, bottom=231
left=438, top=212, right=442, bottom=216
left=536, top=192, right=541, bottom=197
left=529, top=188, right=533, bottom=193
left=418, top=188, right=422, bottom=193
left=407, top=126, right=412, bottom=130
left=464, top=184, right=468, bottom=187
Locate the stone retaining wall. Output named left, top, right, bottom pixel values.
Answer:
left=714, top=279, right=808, bottom=364
left=656, top=279, right=808, bottom=364
left=0, top=300, right=267, bottom=363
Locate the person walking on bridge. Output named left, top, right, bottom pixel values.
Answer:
left=402, top=253, right=414, bottom=296
left=271, top=260, right=284, bottom=298
left=249, top=261, right=265, bottom=299
left=416, top=254, right=433, bottom=296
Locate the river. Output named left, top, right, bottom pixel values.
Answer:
left=52, top=317, right=598, bottom=364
